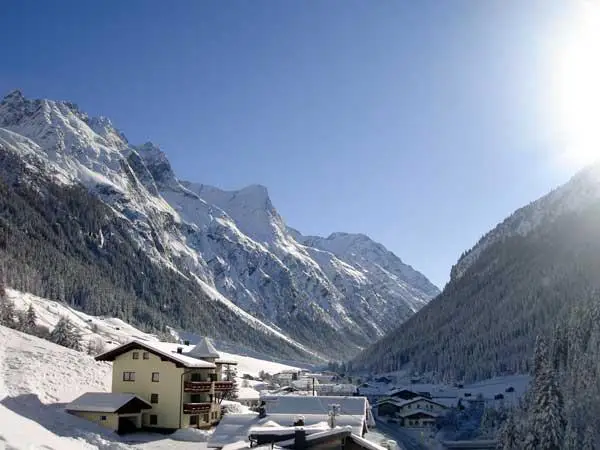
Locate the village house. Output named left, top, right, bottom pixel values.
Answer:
left=272, top=369, right=304, bottom=386
left=66, top=337, right=237, bottom=433
left=375, top=396, right=448, bottom=428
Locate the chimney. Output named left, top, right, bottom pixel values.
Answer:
left=294, top=429, right=306, bottom=450
left=177, top=347, right=183, bottom=354
left=184, top=340, right=190, bottom=346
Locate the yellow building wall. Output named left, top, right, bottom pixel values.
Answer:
left=70, top=411, right=119, bottom=431
left=112, top=349, right=186, bottom=429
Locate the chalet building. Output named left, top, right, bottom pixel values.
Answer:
left=375, top=397, right=447, bottom=428
left=70, top=337, right=237, bottom=432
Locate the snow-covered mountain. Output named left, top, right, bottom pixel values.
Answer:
left=0, top=90, right=439, bottom=359
left=451, top=163, right=600, bottom=280
left=354, top=160, right=600, bottom=381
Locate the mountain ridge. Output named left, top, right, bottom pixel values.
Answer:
left=0, top=90, right=439, bottom=360
left=354, top=160, right=600, bottom=380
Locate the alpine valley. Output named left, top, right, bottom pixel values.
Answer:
left=354, top=161, right=600, bottom=381
left=0, top=90, right=439, bottom=361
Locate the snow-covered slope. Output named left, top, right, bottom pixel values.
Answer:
left=7, top=288, right=302, bottom=376
left=0, top=288, right=304, bottom=449
left=451, top=163, right=600, bottom=280
left=0, top=90, right=439, bottom=358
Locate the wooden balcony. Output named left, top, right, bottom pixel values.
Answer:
left=183, top=402, right=212, bottom=414
left=214, top=381, right=234, bottom=391
left=184, top=381, right=212, bottom=393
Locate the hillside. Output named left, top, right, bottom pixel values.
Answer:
left=0, top=90, right=439, bottom=360
left=353, top=164, right=600, bottom=381
left=0, top=288, right=302, bottom=449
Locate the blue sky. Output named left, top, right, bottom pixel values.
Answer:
left=0, top=0, right=587, bottom=287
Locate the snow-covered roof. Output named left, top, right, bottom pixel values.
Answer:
left=261, top=395, right=368, bottom=417
left=216, top=358, right=239, bottom=365
left=65, top=392, right=151, bottom=413
left=208, top=413, right=366, bottom=448
left=187, top=337, right=220, bottom=359
left=95, top=340, right=217, bottom=368
left=274, top=426, right=353, bottom=448
left=349, top=434, right=388, bottom=450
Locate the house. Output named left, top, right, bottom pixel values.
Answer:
left=273, top=370, right=303, bottom=386
left=315, top=384, right=358, bottom=396
left=94, top=337, right=237, bottom=431
left=375, top=397, right=448, bottom=428
left=65, top=392, right=152, bottom=434
left=208, top=395, right=375, bottom=449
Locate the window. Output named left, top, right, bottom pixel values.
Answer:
left=191, top=394, right=201, bottom=403
left=100, top=416, right=107, bottom=421
left=150, top=415, right=158, bottom=425
left=132, top=352, right=139, bottom=360
left=152, top=372, right=160, bottom=382
left=190, top=415, right=199, bottom=425
left=143, top=352, right=149, bottom=360
left=191, top=373, right=202, bottom=381
left=203, top=413, right=209, bottom=423
left=123, top=371, right=135, bottom=382
left=151, top=393, right=159, bottom=404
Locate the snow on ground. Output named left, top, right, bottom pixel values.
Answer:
left=0, top=288, right=309, bottom=449
left=7, top=288, right=160, bottom=351
left=218, top=350, right=300, bottom=378
left=0, top=324, right=216, bottom=449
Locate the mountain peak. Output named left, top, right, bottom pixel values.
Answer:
left=134, top=142, right=176, bottom=186
left=1, top=89, right=25, bottom=105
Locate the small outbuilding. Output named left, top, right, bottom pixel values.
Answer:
left=65, top=392, right=152, bottom=434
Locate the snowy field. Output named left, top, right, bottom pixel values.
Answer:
left=0, top=288, right=303, bottom=449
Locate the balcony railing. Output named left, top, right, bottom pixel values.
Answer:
left=214, top=381, right=234, bottom=391
left=183, top=380, right=234, bottom=393
left=183, top=402, right=212, bottom=414
left=184, top=381, right=212, bottom=393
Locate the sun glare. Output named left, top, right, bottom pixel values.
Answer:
left=551, top=1, right=600, bottom=168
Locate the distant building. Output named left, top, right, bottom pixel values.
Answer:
left=316, top=384, right=358, bottom=396
left=90, top=337, right=237, bottom=431
left=375, top=397, right=448, bottom=428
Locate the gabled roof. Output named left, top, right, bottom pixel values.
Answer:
left=397, top=397, right=448, bottom=409
left=187, top=337, right=220, bottom=359
left=65, top=392, right=152, bottom=413
left=95, top=340, right=216, bottom=368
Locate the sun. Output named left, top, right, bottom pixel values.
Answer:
left=551, top=1, right=600, bottom=168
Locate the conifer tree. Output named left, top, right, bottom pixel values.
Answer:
left=25, top=304, right=36, bottom=332
left=523, top=336, right=565, bottom=450
left=497, top=410, right=519, bottom=450
left=582, top=425, right=595, bottom=450
left=0, top=293, right=15, bottom=327
left=49, top=317, right=82, bottom=351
